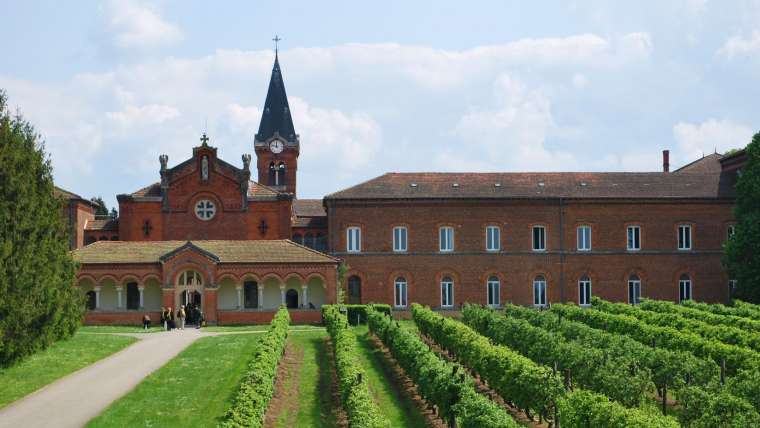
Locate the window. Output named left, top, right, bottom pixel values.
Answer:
left=487, top=276, right=500, bottom=307
left=485, top=226, right=500, bottom=251
left=195, top=199, right=216, bottom=221
left=678, top=225, right=692, bottom=250
left=393, top=226, right=408, bottom=252
left=315, top=233, right=327, bottom=252
left=303, top=232, right=315, bottom=249
left=577, top=226, right=591, bottom=251
left=533, top=276, right=547, bottom=307
left=579, top=276, right=592, bottom=306
left=292, top=233, right=303, bottom=245
left=628, top=275, right=642, bottom=304
left=729, top=279, right=738, bottom=293
left=727, top=225, right=736, bottom=240
left=627, top=226, right=641, bottom=251
left=178, top=270, right=203, bottom=286
left=394, top=277, right=408, bottom=308
left=678, top=274, right=692, bottom=302
left=348, top=276, right=362, bottom=304
left=126, top=282, right=140, bottom=310
left=441, top=276, right=454, bottom=307
left=346, top=227, right=361, bottom=253
left=439, top=227, right=454, bottom=252
left=532, top=226, right=546, bottom=251
left=244, top=281, right=258, bottom=308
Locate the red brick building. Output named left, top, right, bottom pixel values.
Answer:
left=69, top=53, right=745, bottom=324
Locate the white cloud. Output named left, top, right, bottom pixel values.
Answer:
left=673, top=119, right=753, bottom=162
left=443, top=74, right=576, bottom=171
left=718, top=31, right=760, bottom=59
left=102, top=0, right=183, bottom=50
left=106, top=104, right=180, bottom=128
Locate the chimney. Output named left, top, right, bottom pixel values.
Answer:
left=662, top=150, right=670, bottom=173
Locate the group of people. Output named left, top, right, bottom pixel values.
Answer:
left=157, top=304, right=204, bottom=330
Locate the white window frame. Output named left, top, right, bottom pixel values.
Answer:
left=679, top=275, right=692, bottom=302
left=346, top=227, right=361, bottom=253
left=394, top=277, right=408, bottom=308
left=533, top=276, right=547, bottom=307
left=727, top=225, right=736, bottom=240
left=486, top=225, right=500, bottom=252
left=532, top=226, right=546, bottom=252
left=577, top=225, right=591, bottom=251
left=729, top=279, right=738, bottom=293
left=579, top=276, right=592, bottom=306
left=441, top=277, right=454, bottom=307
left=393, top=226, right=408, bottom=253
left=486, top=276, right=500, bottom=307
left=627, top=225, right=641, bottom=251
left=439, top=226, right=454, bottom=253
left=628, top=277, right=642, bottom=305
left=678, top=224, right=692, bottom=251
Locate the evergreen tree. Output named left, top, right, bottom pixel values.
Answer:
left=0, top=90, right=83, bottom=367
left=90, top=196, right=108, bottom=216
left=724, top=132, right=760, bottom=303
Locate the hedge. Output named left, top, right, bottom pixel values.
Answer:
left=323, top=305, right=389, bottom=427
left=218, top=306, right=290, bottom=428
left=324, top=304, right=392, bottom=325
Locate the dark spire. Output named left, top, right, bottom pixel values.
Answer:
left=255, top=50, right=297, bottom=143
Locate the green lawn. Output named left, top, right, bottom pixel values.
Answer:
left=271, top=330, right=338, bottom=428
left=0, top=333, right=137, bottom=409
left=352, top=325, right=428, bottom=427
left=86, top=333, right=260, bottom=428
left=79, top=325, right=163, bottom=334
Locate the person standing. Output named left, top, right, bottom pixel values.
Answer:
left=160, top=307, right=167, bottom=330
left=142, top=314, right=151, bottom=330
left=177, top=305, right=186, bottom=330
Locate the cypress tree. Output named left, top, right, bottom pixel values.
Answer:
left=0, top=90, right=83, bottom=367
left=724, top=132, right=760, bottom=303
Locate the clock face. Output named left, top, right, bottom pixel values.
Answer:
left=269, top=139, right=284, bottom=154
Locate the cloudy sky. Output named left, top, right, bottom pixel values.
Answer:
left=1, top=1, right=759, bottom=207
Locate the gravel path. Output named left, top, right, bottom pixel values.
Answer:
left=0, top=329, right=206, bottom=428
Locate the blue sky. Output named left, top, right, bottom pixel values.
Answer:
left=1, top=1, right=759, bottom=208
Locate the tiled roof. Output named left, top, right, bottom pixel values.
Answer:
left=54, top=186, right=91, bottom=203
left=293, top=199, right=326, bottom=217
left=293, top=216, right=328, bottom=228
left=130, top=182, right=162, bottom=198
left=325, top=171, right=736, bottom=201
left=674, top=153, right=723, bottom=174
left=72, top=240, right=338, bottom=264
left=125, top=181, right=282, bottom=200
left=85, top=219, right=119, bottom=231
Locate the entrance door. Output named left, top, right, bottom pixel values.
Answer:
left=348, top=276, right=361, bottom=304
left=286, top=289, right=299, bottom=309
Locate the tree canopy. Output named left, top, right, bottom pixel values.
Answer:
left=724, top=132, right=760, bottom=303
left=0, top=89, right=83, bottom=367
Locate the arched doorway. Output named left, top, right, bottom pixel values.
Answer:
left=286, top=289, right=299, bottom=309
left=348, top=276, right=361, bottom=304
left=175, top=270, right=204, bottom=319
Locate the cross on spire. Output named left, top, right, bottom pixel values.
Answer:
left=272, top=35, right=282, bottom=54
left=200, top=132, right=209, bottom=145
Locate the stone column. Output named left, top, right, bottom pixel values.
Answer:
left=116, top=286, right=123, bottom=309
left=235, top=285, right=243, bottom=309
left=280, top=285, right=286, bottom=306
left=258, top=286, right=264, bottom=309
left=94, top=286, right=101, bottom=309
left=301, top=285, right=308, bottom=309
left=138, top=286, right=145, bottom=309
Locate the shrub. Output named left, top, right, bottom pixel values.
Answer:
left=219, top=306, right=290, bottom=428
left=323, top=305, right=388, bottom=427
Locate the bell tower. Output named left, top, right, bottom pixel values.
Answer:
left=254, top=43, right=299, bottom=195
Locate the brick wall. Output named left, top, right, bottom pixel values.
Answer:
left=328, top=199, right=735, bottom=306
